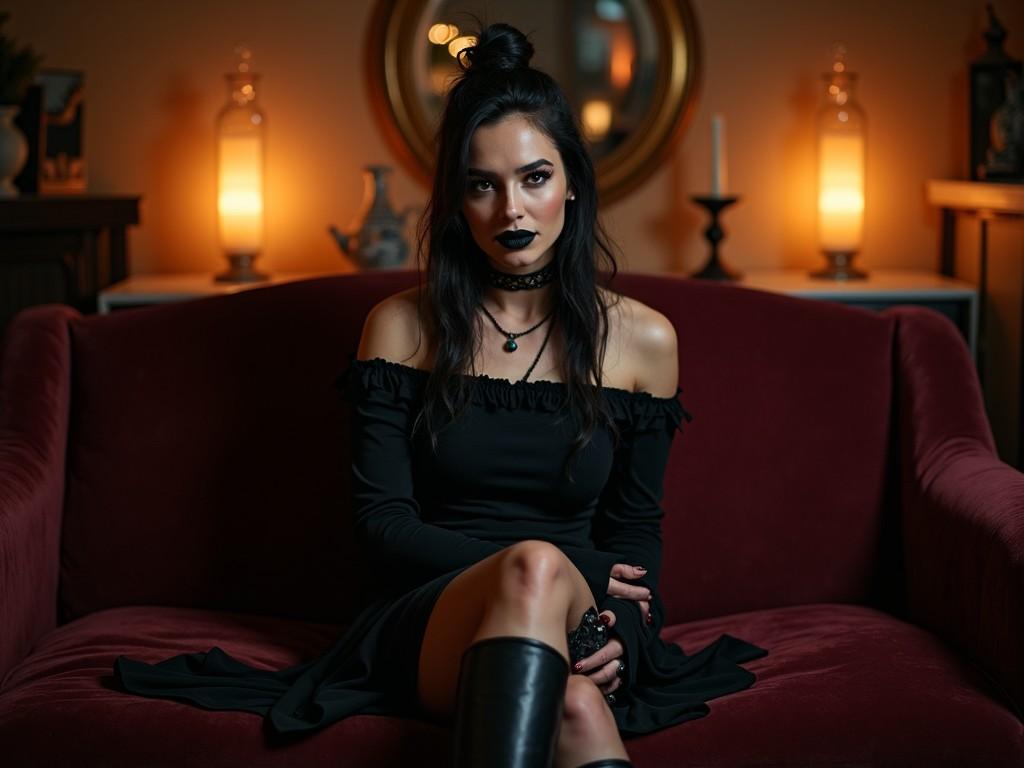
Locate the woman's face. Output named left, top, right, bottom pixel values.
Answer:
left=462, top=113, right=574, bottom=273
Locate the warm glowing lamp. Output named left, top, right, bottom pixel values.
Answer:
left=814, top=45, right=868, bottom=280
left=581, top=99, right=613, bottom=142
left=215, top=46, right=268, bottom=283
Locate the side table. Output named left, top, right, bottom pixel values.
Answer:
left=738, top=268, right=978, bottom=360
left=97, top=271, right=351, bottom=313
left=926, top=179, right=1024, bottom=469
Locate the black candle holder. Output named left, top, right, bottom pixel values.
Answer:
left=690, top=195, right=742, bottom=281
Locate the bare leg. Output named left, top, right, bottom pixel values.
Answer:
left=417, top=540, right=629, bottom=765
left=554, top=676, right=630, bottom=766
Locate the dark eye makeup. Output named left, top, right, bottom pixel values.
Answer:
left=467, top=168, right=554, bottom=193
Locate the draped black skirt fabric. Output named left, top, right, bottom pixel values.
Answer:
left=114, top=564, right=767, bottom=740
left=115, top=568, right=460, bottom=739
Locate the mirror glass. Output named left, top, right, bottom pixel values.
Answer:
left=414, top=0, right=661, bottom=158
left=372, top=0, right=700, bottom=202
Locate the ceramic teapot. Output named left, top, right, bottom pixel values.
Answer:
left=330, top=165, right=415, bottom=269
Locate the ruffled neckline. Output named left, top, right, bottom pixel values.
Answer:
left=338, top=355, right=693, bottom=433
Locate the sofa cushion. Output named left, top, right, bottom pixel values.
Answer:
left=0, top=603, right=1018, bottom=767
left=0, top=605, right=449, bottom=767
left=649, top=603, right=1023, bottom=767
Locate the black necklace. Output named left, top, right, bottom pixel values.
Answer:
left=519, top=314, right=556, bottom=383
left=486, top=259, right=556, bottom=291
left=479, top=302, right=554, bottom=352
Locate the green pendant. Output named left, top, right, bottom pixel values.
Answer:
left=504, top=337, right=518, bottom=352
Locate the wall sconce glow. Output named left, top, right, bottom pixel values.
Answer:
left=813, top=44, right=868, bottom=280
left=215, top=46, right=268, bottom=283
left=448, top=35, right=477, bottom=59
left=609, top=29, right=634, bottom=90
left=428, top=23, right=459, bottom=45
left=581, top=99, right=613, bottom=142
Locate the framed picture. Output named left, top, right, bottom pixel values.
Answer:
left=13, top=68, right=86, bottom=195
left=39, top=68, right=86, bottom=194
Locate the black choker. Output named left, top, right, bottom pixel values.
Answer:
left=486, top=259, right=556, bottom=291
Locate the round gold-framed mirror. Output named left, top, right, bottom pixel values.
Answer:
left=367, top=0, right=702, bottom=204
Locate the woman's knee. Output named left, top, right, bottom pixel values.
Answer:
left=563, top=675, right=616, bottom=730
left=498, top=540, right=573, bottom=598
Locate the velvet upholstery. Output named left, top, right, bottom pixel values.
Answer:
left=0, top=305, right=74, bottom=681
left=0, top=271, right=1020, bottom=766
left=1, top=604, right=1020, bottom=767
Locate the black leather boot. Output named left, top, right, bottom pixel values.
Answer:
left=452, top=635, right=569, bottom=768
left=575, top=761, right=633, bottom=767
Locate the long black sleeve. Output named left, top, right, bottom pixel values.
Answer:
left=339, top=363, right=504, bottom=597
left=594, top=391, right=688, bottom=594
left=593, top=387, right=692, bottom=692
left=560, top=387, right=692, bottom=607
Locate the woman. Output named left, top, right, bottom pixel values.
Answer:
left=115, top=21, right=767, bottom=768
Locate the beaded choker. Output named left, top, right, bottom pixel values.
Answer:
left=486, top=259, right=556, bottom=291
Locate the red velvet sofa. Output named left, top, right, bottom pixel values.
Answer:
left=0, top=270, right=1021, bottom=767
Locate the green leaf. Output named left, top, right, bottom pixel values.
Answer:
left=0, top=13, right=43, bottom=104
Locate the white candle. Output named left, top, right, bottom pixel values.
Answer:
left=710, top=113, right=728, bottom=197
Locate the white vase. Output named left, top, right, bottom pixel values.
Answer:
left=0, top=105, right=28, bottom=198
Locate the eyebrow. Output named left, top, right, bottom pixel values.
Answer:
left=467, top=159, right=554, bottom=178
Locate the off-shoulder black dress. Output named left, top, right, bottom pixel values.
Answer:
left=114, top=357, right=767, bottom=739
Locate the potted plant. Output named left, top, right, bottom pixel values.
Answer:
left=0, top=12, right=43, bottom=197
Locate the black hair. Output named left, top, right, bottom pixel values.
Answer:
left=412, top=21, right=623, bottom=477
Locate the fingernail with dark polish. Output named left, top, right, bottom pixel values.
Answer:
left=646, top=613, right=653, bottom=625
left=599, top=614, right=611, bottom=625
left=574, top=662, right=583, bottom=672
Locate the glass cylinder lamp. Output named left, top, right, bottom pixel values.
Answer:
left=215, top=47, right=268, bottom=283
left=813, top=45, right=868, bottom=280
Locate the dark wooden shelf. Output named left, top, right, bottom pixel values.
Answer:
left=0, top=194, right=141, bottom=344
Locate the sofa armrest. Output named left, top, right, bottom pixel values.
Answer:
left=892, top=306, right=1024, bottom=716
left=0, top=305, right=76, bottom=685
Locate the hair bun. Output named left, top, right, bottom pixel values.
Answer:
left=461, top=23, right=534, bottom=73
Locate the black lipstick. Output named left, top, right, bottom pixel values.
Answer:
left=495, top=230, right=537, bottom=250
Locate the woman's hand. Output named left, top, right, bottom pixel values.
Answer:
left=574, top=609, right=626, bottom=696
left=607, top=563, right=652, bottom=625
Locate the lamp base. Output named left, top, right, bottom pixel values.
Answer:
left=810, top=251, right=868, bottom=280
left=215, top=253, right=270, bottom=284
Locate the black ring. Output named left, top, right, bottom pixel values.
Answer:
left=616, top=661, right=626, bottom=678
left=605, top=693, right=616, bottom=706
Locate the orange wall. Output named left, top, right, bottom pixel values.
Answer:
left=5, top=0, right=1023, bottom=276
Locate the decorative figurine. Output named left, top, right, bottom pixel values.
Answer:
left=970, top=3, right=1022, bottom=181
left=985, top=70, right=1024, bottom=180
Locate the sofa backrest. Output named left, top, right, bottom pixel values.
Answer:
left=59, top=271, right=896, bottom=625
